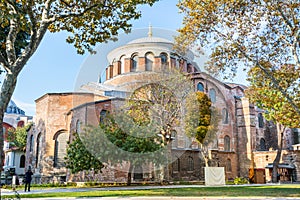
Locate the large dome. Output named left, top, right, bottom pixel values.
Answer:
left=127, top=36, right=172, bottom=44
left=5, top=100, right=25, bottom=115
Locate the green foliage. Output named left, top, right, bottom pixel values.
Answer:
left=246, top=63, right=300, bottom=127
left=185, top=91, right=212, bottom=144
left=64, top=132, right=104, bottom=174
left=233, top=177, right=249, bottom=185
left=103, top=116, right=161, bottom=153
left=6, top=123, right=31, bottom=151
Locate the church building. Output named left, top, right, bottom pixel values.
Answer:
left=25, top=27, right=300, bottom=184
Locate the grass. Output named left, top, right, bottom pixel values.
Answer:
left=2, top=184, right=300, bottom=199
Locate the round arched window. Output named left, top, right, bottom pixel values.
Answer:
left=197, top=82, right=204, bottom=92
left=209, top=88, right=216, bottom=103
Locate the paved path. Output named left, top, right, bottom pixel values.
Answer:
left=1, top=184, right=300, bottom=200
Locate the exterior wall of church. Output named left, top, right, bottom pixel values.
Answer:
left=26, top=93, right=105, bottom=184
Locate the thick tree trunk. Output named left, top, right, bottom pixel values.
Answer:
left=127, top=162, right=133, bottom=186
left=272, top=124, right=285, bottom=183
left=0, top=72, right=18, bottom=171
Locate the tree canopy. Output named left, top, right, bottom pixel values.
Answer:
left=176, top=0, right=300, bottom=116
left=185, top=91, right=212, bottom=144
left=6, top=123, right=31, bottom=151
left=65, top=132, right=104, bottom=174
left=247, top=63, right=300, bottom=127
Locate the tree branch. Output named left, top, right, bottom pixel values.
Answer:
left=277, top=4, right=294, bottom=31
left=0, top=53, right=9, bottom=72
left=5, top=2, right=19, bottom=65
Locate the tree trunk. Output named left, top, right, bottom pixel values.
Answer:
left=0, top=72, right=19, bottom=171
left=127, top=162, right=133, bottom=186
left=272, top=124, right=285, bottom=183
left=200, top=144, right=208, bottom=167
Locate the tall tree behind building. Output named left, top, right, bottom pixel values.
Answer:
left=246, top=63, right=300, bottom=182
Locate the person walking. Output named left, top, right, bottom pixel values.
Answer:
left=24, top=168, right=33, bottom=192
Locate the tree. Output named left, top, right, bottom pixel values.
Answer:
left=184, top=91, right=219, bottom=166
left=124, top=70, right=194, bottom=181
left=66, top=114, right=163, bottom=185
left=100, top=115, right=162, bottom=185
left=246, top=63, right=300, bottom=182
left=0, top=0, right=159, bottom=170
left=7, top=123, right=32, bottom=151
left=176, top=0, right=300, bottom=116
left=65, top=132, right=104, bottom=174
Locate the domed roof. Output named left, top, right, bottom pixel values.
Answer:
left=127, top=25, right=173, bottom=44
left=127, top=36, right=173, bottom=45
left=5, top=100, right=25, bottom=115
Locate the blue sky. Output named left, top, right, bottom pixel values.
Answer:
left=11, top=0, right=246, bottom=116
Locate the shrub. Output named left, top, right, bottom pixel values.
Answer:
left=233, top=177, right=249, bottom=185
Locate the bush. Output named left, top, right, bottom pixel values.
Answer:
left=233, top=177, right=249, bottom=185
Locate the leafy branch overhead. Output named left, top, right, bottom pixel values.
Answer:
left=176, top=0, right=300, bottom=116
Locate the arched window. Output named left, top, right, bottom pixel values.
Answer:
left=197, top=82, right=204, bottom=92
left=76, top=120, right=81, bottom=133
left=188, top=156, right=194, bottom=171
left=209, top=88, right=216, bottom=103
left=17, top=121, right=24, bottom=127
left=145, top=52, right=154, bottom=71
left=29, top=135, right=34, bottom=152
left=224, top=135, right=230, bottom=152
left=171, top=130, right=177, bottom=148
left=260, top=138, right=266, bottom=151
left=226, top=159, right=232, bottom=172
left=258, top=113, right=264, bottom=128
left=173, top=157, right=180, bottom=172
left=36, top=133, right=42, bottom=168
left=53, top=131, right=68, bottom=168
left=222, top=108, right=229, bottom=124
left=20, top=155, right=25, bottom=168
left=131, top=54, right=138, bottom=72
left=6, top=155, right=9, bottom=166
left=100, top=110, right=108, bottom=124
left=185, top=136, right=192, bottom=148
left=133, top=165, right=143, bottom=180
left=293, top=129, right=299, bottom=144
left=160, top=53, right=168, bottom=70
left=120, top=55, right=125, bottom=74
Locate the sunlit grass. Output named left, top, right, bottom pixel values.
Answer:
left=2, top=184, right=300, bottom=199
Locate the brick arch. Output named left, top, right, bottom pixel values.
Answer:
left=145, top=52, right=154, bottom=71
left=53, top=130, right=68, bottom=168
left=119, top=54, right=126, bottom=74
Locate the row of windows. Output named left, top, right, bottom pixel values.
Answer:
left=198, top=83, right=230, bottom=124
left=197, top=82, right=217, bottom=103
left=173, top=156, right=194, bottom=172
left=172, top=156, right=232, bottom=172
left=118, top=52, right=168, bottom=73
left=29, top=131, right=67, bottom=168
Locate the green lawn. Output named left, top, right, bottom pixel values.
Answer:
left=3, top=184, right=300, bottom=199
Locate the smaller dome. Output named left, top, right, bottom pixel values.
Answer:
left=127, top=37, right=172, bottom=45
left=5, top=100, right=25, bottom=115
